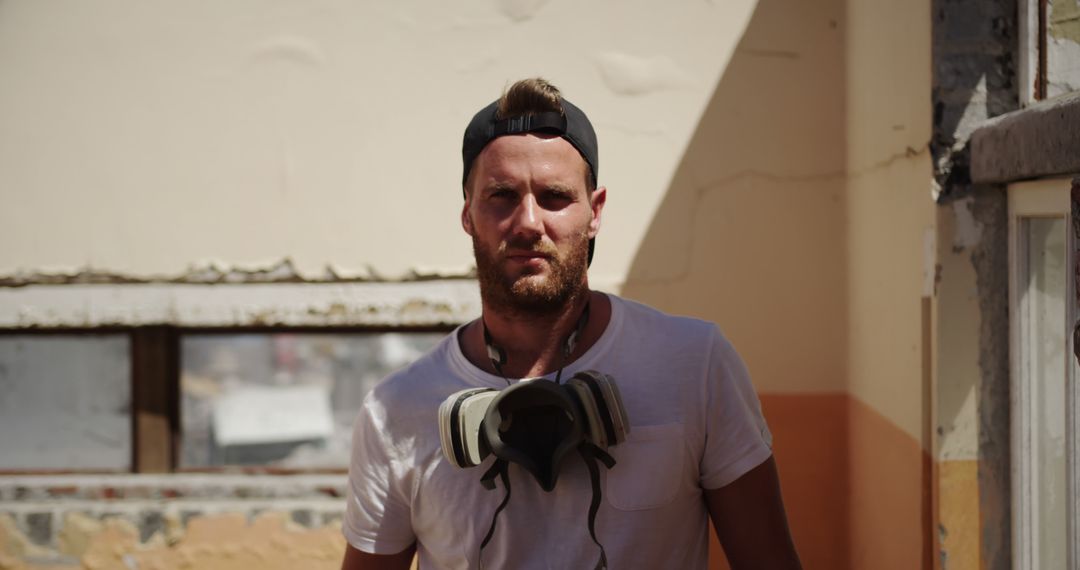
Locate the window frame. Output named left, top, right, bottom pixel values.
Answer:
left=1007, top=176, right=1079, bottom=570
left=0, top=323, right=454, bottom=475
left=1019, top=0, right=1049, bottom=104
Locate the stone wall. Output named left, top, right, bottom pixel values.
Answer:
left=0, top=475, right=349, bottom=569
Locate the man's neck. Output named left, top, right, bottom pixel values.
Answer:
left=463, top=289, right=611, bottom=379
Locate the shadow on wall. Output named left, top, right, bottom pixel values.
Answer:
left=619, top=0, right=849, bottom=568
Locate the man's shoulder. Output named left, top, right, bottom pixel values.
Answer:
left=608, top=294, right=719, bottom=338
left=367, top=331, right=459, bottom=406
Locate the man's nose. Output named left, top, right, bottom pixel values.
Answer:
left=510, top=194, right=543, bottom=238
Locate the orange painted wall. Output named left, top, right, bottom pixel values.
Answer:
left=709, top=393, right=850, bottom=570
left=935, top=460, right=979, bottom=570
left=762, top=394, right=851, bottom=569
left=708, top=394, right=928, bottom=570
left=848, top=396, right=931, bottom=570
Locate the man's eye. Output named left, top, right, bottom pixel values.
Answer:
left=542, top=192, right=573, bottom=207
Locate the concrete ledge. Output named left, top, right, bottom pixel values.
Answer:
left=0, top=280, right=480, bottom=328
left=970, top=91, right=1080, bottom=184
left=0, top=473, right=348, bottom=501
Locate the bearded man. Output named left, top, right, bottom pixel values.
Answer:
left=340, top=78, right=801, bottom=570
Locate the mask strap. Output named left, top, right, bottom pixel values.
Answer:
left=478, top=459, right=511, bottom=569
left=555, top=301, right=590, bottom=384
left=579, top=443, right=616, bottom=570
left=479, top=448, right=615, bottom=569
left=482, top=323, right=509, bottom=382
left=482, top=300, right=591, bottom=385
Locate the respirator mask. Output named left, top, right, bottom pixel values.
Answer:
left=438, top=370, right=629, bottom=486
left=437, top=304, right=630, bottom=569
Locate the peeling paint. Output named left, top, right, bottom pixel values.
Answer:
left=937, top=386, right=978, bottom=460
left=1047, top=34, right=1080, bottom=96
left=931, top=0, right=1018, bottom=199
left=1049, top=0, right=1080, bottom=43
left=593, top=52, right=692, bottom=96
left=0, top=259, right=476, bottom=289
left=0, top=281, right=480, bottom=328
left=0, top=511, right=346, bottom=570
left=951, top=197, right=983, bottom=250
left=497, top=0, right=551, bottom=22
left=1, top=475, right=353, bottom=569
left=0, top=514, right=53, bottom=560
left=56, top=513, right=103, bottom=559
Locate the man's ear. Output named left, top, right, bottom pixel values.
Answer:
left=461, top=193, right=475, bottom=236
left=587, top=186, right=607, bottom=239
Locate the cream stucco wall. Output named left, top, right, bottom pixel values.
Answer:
left=1, top=1, right=946, bottom=567
left=621, top=0, right=848, bottom=395
left=0, top=0, right=759, bottom=290
left=844, top=0, right=934, bottom=443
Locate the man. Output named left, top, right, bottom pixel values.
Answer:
left=341, top=78, right=801, bottom=569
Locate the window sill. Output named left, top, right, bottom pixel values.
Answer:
left=971, top=90, right=1080, bottom=184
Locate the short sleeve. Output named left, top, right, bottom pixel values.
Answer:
left=342, top=390, right=416, bottom=554
left=699, top=326, right=773, bottom=490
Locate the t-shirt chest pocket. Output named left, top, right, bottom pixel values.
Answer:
left=604, top=422, right=687, bottom=511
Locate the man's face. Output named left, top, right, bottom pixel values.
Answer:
left=462, top=133, right=606, bottom=315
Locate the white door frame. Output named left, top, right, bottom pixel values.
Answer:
left=1008, top=176, right=1078, bottom=570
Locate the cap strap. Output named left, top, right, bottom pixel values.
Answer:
left=490, top=112, right=567, bottom=137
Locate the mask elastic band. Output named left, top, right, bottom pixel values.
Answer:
left=482, top=300, right=591, bottom=385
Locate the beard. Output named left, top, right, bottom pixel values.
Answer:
left=473, top=231, right=590, bottom=317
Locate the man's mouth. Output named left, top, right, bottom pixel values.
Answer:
left=505, top=253, right=550, bottom=269
left=503, top=240, right=556, bottom=258
left=507, top=251, right=549, bottom=260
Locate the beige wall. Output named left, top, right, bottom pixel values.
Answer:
left=621, top=0, right=848, bottom=395
left=843, top=0, right=934, bottom=567
left=0, top=0, right=758, bottom=289
left=1, top=0, right=944, bottom=568
left=844, top=0, right=934, bottom=443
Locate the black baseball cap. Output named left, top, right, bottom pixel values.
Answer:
left=461, top=95, right=600, bottom=264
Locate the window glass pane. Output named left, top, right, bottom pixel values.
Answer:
left=180, top=332, right=443, bottom=468
left=0, top=335, right=131, bottom=471
left=1023, top=217, right=1068, bottom=567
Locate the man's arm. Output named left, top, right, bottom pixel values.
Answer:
left=341, top=543, right=416, bottom=570
left=705, top=456, right=802, bottom=569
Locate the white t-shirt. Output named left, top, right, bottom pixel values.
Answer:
left=344, top=295, right=772, bottom=569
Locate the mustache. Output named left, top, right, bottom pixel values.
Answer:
left=497, top=238, right=558, bottom=257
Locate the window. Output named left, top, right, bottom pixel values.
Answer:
left=0, top=328, right=447, bottom=473
left=179, top=332, right=442, bottom=469
left=1009, top=177, right=1079, bottom=570
left=1020, top=0, right=1080, bottom=103
left=0, top=334, right=131, bottom=471
left=0, top=280, right=475, bottom=473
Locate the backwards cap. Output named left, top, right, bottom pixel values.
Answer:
left=461, top=97, right=599, bottom=186
left=461, top=93, right=600, bottom=263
